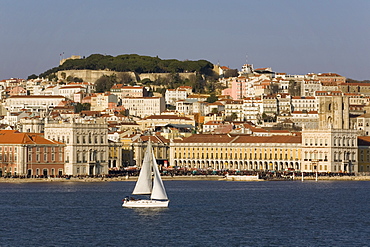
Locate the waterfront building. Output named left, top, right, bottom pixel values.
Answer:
left=301, top=91, right=358, bottom=173
left=108, top=138, right=123, bottom=169
left=133, top=135, right=170, bottom=167
left=44, top=118, right=108, bottom=176
left=0, top=130, right=65, bottom=177
left=357, top=136, right=370, bottom=173
left=170, top=134, right=301, bottom=171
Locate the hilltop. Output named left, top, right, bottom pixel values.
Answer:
left=38, top=54, right=215, bottom=78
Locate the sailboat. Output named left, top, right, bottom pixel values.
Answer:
left=122, top=141, right=169, bottom=208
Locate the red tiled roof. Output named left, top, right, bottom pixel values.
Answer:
left=0, top=130, right=63, bottom=145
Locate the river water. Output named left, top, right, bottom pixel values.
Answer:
left=0, top=180, right=369, bottom=246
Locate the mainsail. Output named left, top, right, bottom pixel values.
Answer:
left=132, top=142, right=153, bottom=195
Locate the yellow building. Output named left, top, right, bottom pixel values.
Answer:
left=358, top=136, right=370, bottom=173
left=170, top=134, right=302, bottom=171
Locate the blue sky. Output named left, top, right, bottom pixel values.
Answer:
left=1, top=0, right=369, bottom=80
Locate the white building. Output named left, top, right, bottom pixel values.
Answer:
left=224, top=100, right=244, bottom=121
left=90, top=93, right=118, bottom=111
left=243, top=97, right=262, bottom=124
left=301, top=93, right=358, bottom=173
left=301, top=79, right=322, bottom=97
left=44, top=118, right=109, bottom=176
left=165, top=86, right=193, bottom=105
left=291, top=96, right=317, bottom=112
left=59, top=85, right=87, bottom=99
left=290, top=111, right=319, bottom=129
left=121, top=97, right=165, bottom=118
left=4, top=95, right=66, bottom=113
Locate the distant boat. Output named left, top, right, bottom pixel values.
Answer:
left=225, top=173, right=262, bottom=181
left=122, top=141, right=169, bottom=208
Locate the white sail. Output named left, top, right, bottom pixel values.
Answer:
left=150, top=151, right=168, bottom=200
left=132, top=142, right=153, bottom=195
left=123, top=140, right=169, bottom=208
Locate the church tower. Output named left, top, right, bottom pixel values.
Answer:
left=317, top=91, right=350, bottom=129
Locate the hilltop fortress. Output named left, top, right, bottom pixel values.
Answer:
left=56, top=70, right=196, bottom=83
left=55, top=55, right=199, bottom=83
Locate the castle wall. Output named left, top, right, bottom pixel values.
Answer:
left=57, top=70, right=137, bottom=83
left=138, top=72, right=196, bottom=81
left=57, top=70, right=196, bottom=83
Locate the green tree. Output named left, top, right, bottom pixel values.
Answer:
left=206, top=93, right=218, bottom=103
left=211, top=108, right=219, bottom=114
left=95, top=74, right=117, bottom=93
left=48, top=73, right=58, bottom=81
left=225, top=112, right=238, bottom=121
left=75, top=103, right=91, bottom=113
left=27, top=74, right=38, bottom=80
left=38, top=54, right=214, bottom=80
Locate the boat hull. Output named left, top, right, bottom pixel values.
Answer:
left=122, top=200, right=169, bottom=208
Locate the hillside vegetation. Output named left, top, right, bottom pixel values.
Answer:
left=39, top=54, right=215, bottom=78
